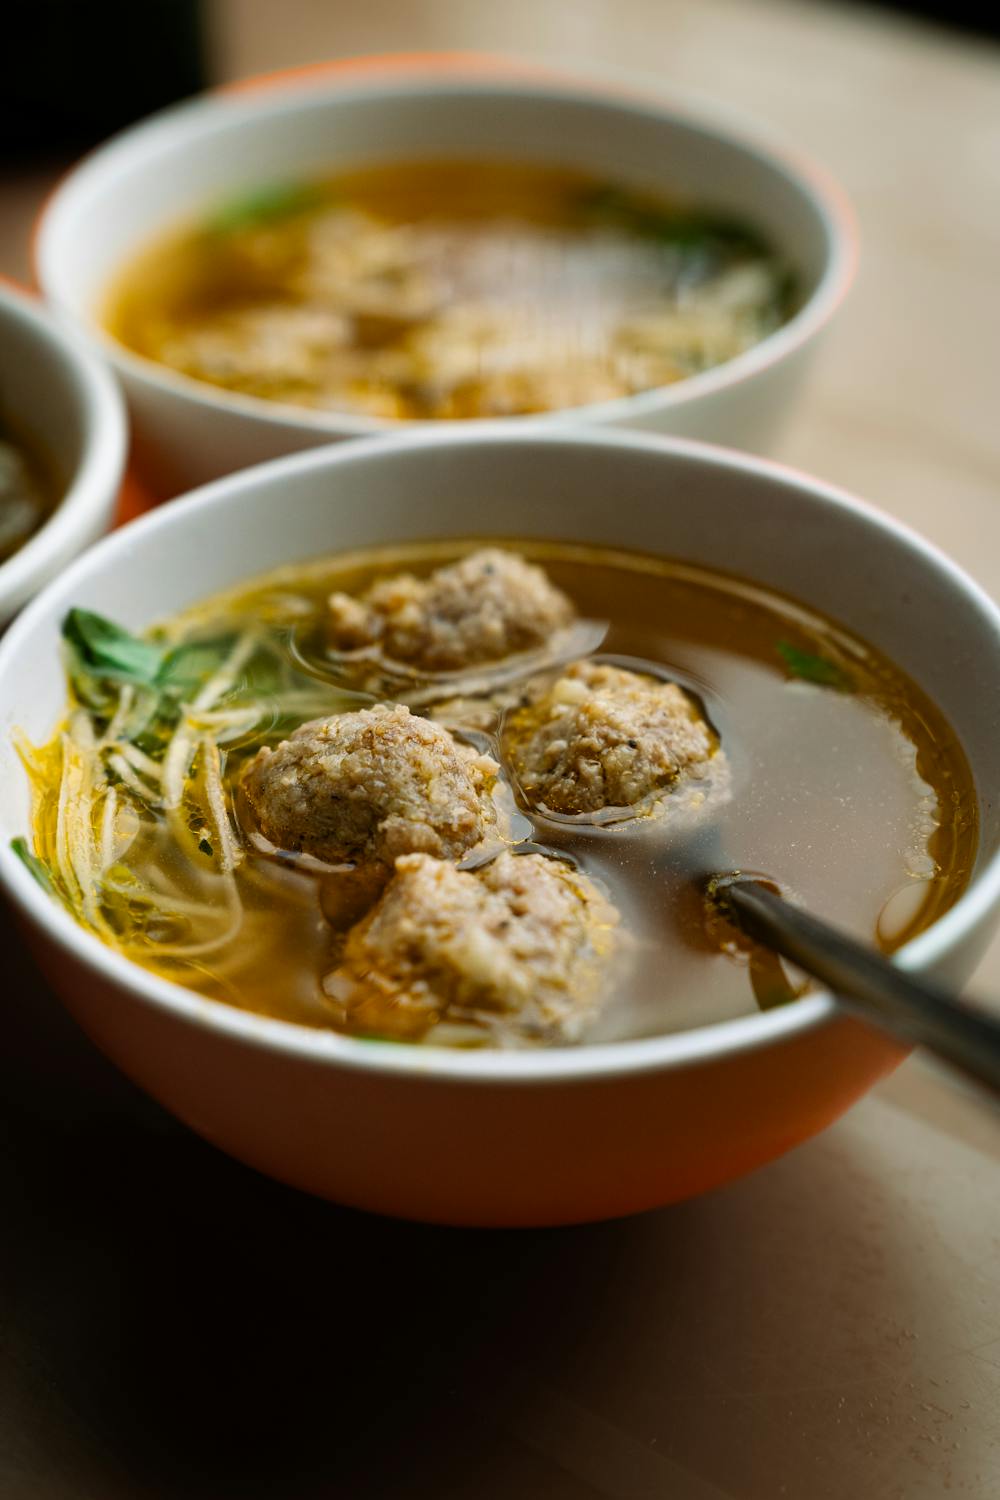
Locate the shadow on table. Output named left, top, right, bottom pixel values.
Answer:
left=1, top=901, right=972, bottom=1500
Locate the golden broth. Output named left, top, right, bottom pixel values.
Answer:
left=105, top=161, right=792, bottom=421
left=18, top=541, right=977, bottom=1047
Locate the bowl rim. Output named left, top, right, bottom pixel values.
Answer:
left=34, top=52, right=858, bottom=439
left=1, top=424, right=997, bottom=1084
left=0, top=280, right=127, bottom=619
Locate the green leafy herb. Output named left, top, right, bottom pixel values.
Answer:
left=777, top=641, right=855, bottom=693
left=61, top=613, right=252, bottom=746
left=578, top=184, right=769, bottom=256
left=63, top=609, right=165, bottom=688
left=10, top=836, right=57, bottom=896
left=206, top=182, right=328, bottom=236
left=197, top=838, right=214, bottom=857
left=60, top=608, right=326, bottom=778
left=158, top=636, right=237, bottom=700
left=239, top=640, right=290, bottom=698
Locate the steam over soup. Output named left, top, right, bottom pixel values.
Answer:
left=15, top=542, right=976, bottom=1048
left=105, top=162, right=793, bottom=420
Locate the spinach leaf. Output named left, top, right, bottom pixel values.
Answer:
left=63, top=609, right=165, bottom=688
left=10, top=836, right=57, bottom=896
left=777, top=641, right=855, bottom=692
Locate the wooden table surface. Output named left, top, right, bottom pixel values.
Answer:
left=3, top=2, right=1000, bottom=1496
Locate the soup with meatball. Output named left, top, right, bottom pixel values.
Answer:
left=105, top=162, right=793, bottom=421
left=13, top=542, right=977, bottom=1047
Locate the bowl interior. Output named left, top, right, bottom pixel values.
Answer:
left=0, top=291, right=90, bottom=495
left=0, top=286, right=125, bottom=621
left=39, top=78, right=836, bottom=339
left=2, top=428, right=999, bottom=931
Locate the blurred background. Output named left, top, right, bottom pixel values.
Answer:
left=3, top=0, right=998, bottom=582
left=2, top=0, right=997, bottom=161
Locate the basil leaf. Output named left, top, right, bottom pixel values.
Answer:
left=10, top=836, right=57, bottom=896
left=63, top=609, right=165, bottom=688
left=777, top=641, right=855, bottom=692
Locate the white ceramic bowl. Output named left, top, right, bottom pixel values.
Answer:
left=2, top=427, right=997, bottom=1227
left=0, top=281, right=126, bottom=623
left=36, top=56, right=855, bottom=498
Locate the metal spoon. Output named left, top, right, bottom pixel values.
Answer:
left=713, top=875, right=1000, bottom=1100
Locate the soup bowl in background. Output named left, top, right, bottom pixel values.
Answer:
left=35, top=54, right=855, bottom=499
left=0, top=281, right=126, bottom=624
left=1, top=427, right=997, bottom=1228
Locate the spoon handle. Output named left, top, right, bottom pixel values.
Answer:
left=718, top=879, right=1000, bottom=1100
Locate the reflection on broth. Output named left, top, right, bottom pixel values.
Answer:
left=14, top=542, right=977, bottom=1048
left=105, top=162, right=793, bottom=420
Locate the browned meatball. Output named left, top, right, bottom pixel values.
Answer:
left=327, top=548, right=575, bottom=673
left=322, top=850, right=620, bottom=1045
left=242, top=703, right=498, bottom=868
left=504, top=659, right=722, bottom=817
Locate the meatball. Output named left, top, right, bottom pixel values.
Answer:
left=159, top=303, right=352, bottom=396
left=504, top=660, right=721, bottom=817
left=327, top=548, right=575, bottom=673
left=322, top=850, right=619, bottom=1044
left=242, top=704, right=498, bottom=868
